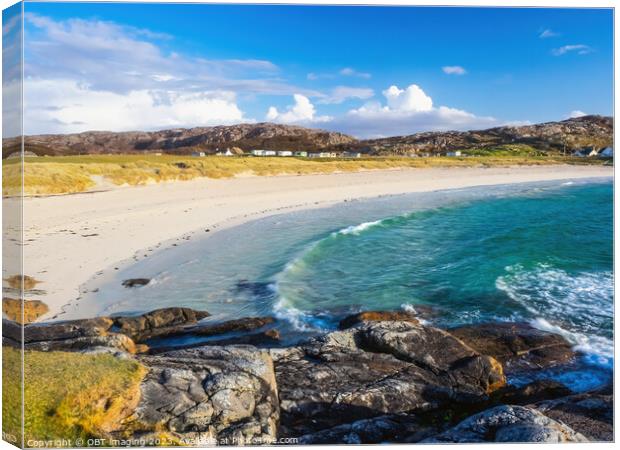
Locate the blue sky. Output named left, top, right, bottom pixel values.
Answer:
left=13, top=3, right=614, bottom=137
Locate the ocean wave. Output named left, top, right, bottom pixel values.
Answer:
left=334, top=219, right=384, bottom=236
left=496, top=264, right=613, bottom=369
left=272, top=294, right=330, bottom=333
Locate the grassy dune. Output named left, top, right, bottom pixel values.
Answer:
left=2, top=346, right=146, bottom=445
left=3, top=154, right=608, bottom=196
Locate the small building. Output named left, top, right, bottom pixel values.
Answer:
left=573, top=147, right=598, bottom=157
left=191, top=151, right=206, bottom=157
left=599, top=147, right=613, bottom=158
left=342, top=151, right=362, bottom=158
left=277, top=150, right=293, bottom=157
left=446, top=151, right=462, bottom=157
left=216, top=148, right=234, bottom=156
left=308, top=152, right=336, bottom=158
left=251, top=149, right=276, bottom=156
left=294, top=151, right=308, bottom=157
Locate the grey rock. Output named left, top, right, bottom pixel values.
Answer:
left=423, top=405, right=587, bottom=443
left=275, top=320, right=505, bottom=436
left=533, top=387, right=613, bottom=441
left=449, top=322, right=576, bottom=372
left=134, top=345, right=279, bottom=445
left=298, top=414, right=438, bottom=444
left=114, top=307, right=210, bottom=341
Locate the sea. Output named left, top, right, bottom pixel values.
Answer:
left=80, top=178, right=613, bottom=391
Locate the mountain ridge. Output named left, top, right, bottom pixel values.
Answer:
left=3, top=115, right=613, bottom=157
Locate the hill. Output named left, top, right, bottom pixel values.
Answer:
left=1, top=115, right=613, bottom=158
left=357, top=115, right=613, bottom=156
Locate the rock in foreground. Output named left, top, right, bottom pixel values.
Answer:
left=274, top=320, right=505, bottom=437
left=133, top=345, right=279, bottom=445
left=423, top=405, right=587, bottom=443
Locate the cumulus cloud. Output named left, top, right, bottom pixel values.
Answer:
left=552, top=44, right=592, bottom=56
left=266, top=94, right=331, bottom=124
left=568, top=110, right=587, bottom=118
left=442, top=65, right=467, bottom=75
left=24, top=79, right=249, bottom=134
left=317, top=86, right=374, bottom=104
left=324, top=84, right=497, bottom=138
left=539, top=29, right=559, bottom=38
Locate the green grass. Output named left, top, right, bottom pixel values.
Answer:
left=2, top=153, right=607, bottom=196
left=2, top=346, right=146, bottom=446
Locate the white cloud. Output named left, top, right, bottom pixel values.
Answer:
left=24, top=79, right=250, bottom=134
left=383, top=85, right=433, bottom=112
left=539, top=29, right=559, bottom=38
left=266, top=94, right=331, bottom=124
left=442, top=66, right=467, bottom=75
left=324, top=83, right=497, bottom=138
left=339, top=67, right=371, bottom=79
left=568, top=110, right=587, bottom=118
left=552, top=44, right=592, bottom=56
left=307, top=67, right=371, bottom=81
left=317, top=86, right=374, bottom=104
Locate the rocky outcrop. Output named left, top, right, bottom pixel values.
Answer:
left=494, top=379, right=572, bottom=405
left=298, top=414, right=438, bottom=444
left=449, top=322, right=576, bottom=371
left=273, top=320, right=505, bottom=437
left=132, top=345, right=279, bottom=445
left=338, top=310, right=419, bottom=329
left=423, top=405, right=587, bottom=443
left=114, top=307, right=210, bottom=341
left=532, top=385, right=613, bottom=441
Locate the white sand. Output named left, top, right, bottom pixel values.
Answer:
left=21, top=165, right=612, bottom=321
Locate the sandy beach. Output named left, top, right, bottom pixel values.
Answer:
left=21, top=165, right=612, bottom=321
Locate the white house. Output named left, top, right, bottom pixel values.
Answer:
left=342, top=151, right=362, bottom=158
left=294, top=151, right=308, bottom=157
left=191, top=151, right=206, bottom=157
left=277, top=150, right=293, bottom=157
left=216, top=149, right=234, bottom=156
left=446, top=151, right=462, bottom=157
left=308, top=152, right=337, bottom=158
left=573, top=147, right=598, bottom=157
left=599, top=147, right=613, bottom=158
left=251, top=149, right=276, bottom=156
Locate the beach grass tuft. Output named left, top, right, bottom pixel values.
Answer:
left=2, top=346, right=146, bottom=445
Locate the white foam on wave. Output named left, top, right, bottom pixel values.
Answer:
left=496, top=264, right=613, bottom=369
left=561, top=181, right=574, bottom=186
left=335, top=219, right=384, bottom=236
left=400, top=303, right=429, bottom=325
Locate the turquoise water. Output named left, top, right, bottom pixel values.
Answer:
left=81, top=179, right=613, bottom=388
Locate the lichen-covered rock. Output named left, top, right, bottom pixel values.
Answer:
left=423, top=405, right=587, bottom=443
left=449, top=322, right=575, bottom=371
left=533, top=386, right=613, bottom=441
left=114, top=307, right=210, bottom=341
left=275, top=320, right=505, bottom=436
left=133, top=345, right=279, bottom=445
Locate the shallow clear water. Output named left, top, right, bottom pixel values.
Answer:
left=81, top=179, right=613, bottom=388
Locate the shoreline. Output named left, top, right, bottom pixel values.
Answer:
left=21, top=164, right=613, bottom=322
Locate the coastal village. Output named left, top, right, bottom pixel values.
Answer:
left=199, top=146, right=613, bottom=159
